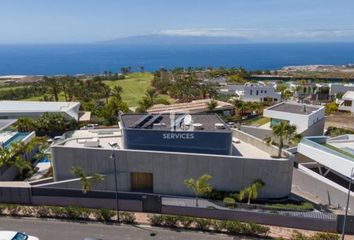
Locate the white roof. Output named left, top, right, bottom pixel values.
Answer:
left=343, top=91, right=354, bottom=100
left=0, top=101, right=80, bottom=120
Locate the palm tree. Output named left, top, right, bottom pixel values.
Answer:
left=264, top=121, right=302, bottom=158
left=137, top=87, right=158, bottom=112
left=184, top=174, right=213, bottom=207
left=230, top=99, right=248, bottom=116
left=238, top=179, right=265, bottom=205
left=111, top=86, right=123, bottom=101
left=71, top=166, right=104, bottom=194
left=207, top=99, right=218, bottom=112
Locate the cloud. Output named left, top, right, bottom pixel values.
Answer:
left=159, top=28, right=354, bottom=41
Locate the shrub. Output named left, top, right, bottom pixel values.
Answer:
left=36, top=206, right=50, bottom=218
left=178, top=216, right=194, bottom=228
left=248, top=222, right=270, bottom=236
left=194, top=218, right=211, bottom=231
left=49, top=206, right=67, bottom=218
left=0, top=204, right=7, bottom=215
left=210, top=220, right=225, bottom=232
left=119, top=212, right=136, bottom=224
left=96, top=208, right=115, bottom=222
left=311, top=232, right=339, bottom=240
left=65, top=206, right=83, bottom=219
left=223, top=197, right=236, bottom=208
left=147, top=214, right=164, bottom=226
left=225, top=220, right=244, bottom=235
left=162, top=215, right=178, bottom=228
left=21, top=207, right=34, bottom=217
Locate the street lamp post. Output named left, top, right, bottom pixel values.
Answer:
left=109, top=143, right=120, bottom=223
left=341, top=167, right=354, bottom=240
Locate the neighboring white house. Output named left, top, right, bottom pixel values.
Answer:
left=0, top=101, right=81, bottom=121
left=236, top=82, right=281, bottom=103
left=298, top=135, right=354, bottom=179
left=329, top=83, right=354, bottom=97
left=263, top=102, right=325, bottom=135
left=337, top=91, right=354, bottom=115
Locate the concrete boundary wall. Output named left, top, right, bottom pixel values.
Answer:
left=292, top=166, right=354, bottom=215
left=233, top=128, right=288, bottom=158
left=162, top=205, right=337, bottom=232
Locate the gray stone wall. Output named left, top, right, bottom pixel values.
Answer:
left=52, top=145, right=293, bottom=199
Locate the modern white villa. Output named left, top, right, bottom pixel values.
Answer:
left=0, top=101, right=84, bottom=121
left=337, top=91, right=354, bottom=115
left=236, top=82, right=281, bottom=103
left=263, top=102, right=325, bottom=135
left=329, top=83, right=354, bottom=97
left=298, top=135, right=354, bottom=180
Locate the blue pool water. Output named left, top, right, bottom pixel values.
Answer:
left=38, top=157, right=49, bottom=163
left=3, top=132, right=28, bottom=148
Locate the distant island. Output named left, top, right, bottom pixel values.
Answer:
left=98, top=34, right=248, bottom=45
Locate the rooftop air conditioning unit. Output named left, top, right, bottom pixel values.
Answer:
left=84, top=138, right=100, bottom=147
left=193, top=123, right=203, bottom=130
left=214, top=123, right=225, bottom=129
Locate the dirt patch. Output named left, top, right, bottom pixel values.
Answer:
left=325, top=112, right=354, bottom=130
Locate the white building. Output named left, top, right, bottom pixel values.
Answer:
left=337, top=91, right=354, bottom=115
left=0, top=101, right=81, bottom=121
left=236, top=82, right=281, bottom=103
left=329, top=83, right=354, bottom=97
left=263, top=102, right=325, bottom=135
left=298, top=135, right=354, bottom=180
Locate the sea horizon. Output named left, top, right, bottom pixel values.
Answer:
left=0, top=42, right=354, bottom=76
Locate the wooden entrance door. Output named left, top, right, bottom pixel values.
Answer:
left=131, top=172, right=153, bottom=192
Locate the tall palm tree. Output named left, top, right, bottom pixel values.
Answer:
left=184, top=174, right=213, bottom=207
left=238, top=179, right=265, bottom=205
left=264, top=121, right=302, bottom=158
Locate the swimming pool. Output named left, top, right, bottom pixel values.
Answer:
left=38, top=157, right=49, bottom=163
left=2, top=132, right=29, bottom=148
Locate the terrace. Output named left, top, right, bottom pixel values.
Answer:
left=57, top=127, right=271, bottom=159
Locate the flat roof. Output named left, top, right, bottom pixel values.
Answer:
left=58, top=128, right=270, bottom=158
left=0, top=101, right=80, bottom=113
left=327, top=135, right=354, bottom=160
left=266, top=102, right=322, bottom=115
left=147, top=99, right=233, bottom=114
left=120, top=113, right=231, bottom=132
left=0, top=119, right=17, bottom=131
left=343, top=91, right=354, bottom=100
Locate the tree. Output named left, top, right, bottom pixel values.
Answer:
left=230, top=99, right=248, bottom=116
left=207, top=99, right=218, bottom=111
left=71, top=166, right=104, bottom=194
left=136, top=87, right=159, bottom=113
left=264, top=121, right=302, bottom=158
left=111, top=85, right=123, bottom=101
left=325, top=102, right=338, bottom=115
left=184, top=174, right=213, bottom=207
left=16, top=117, right=36, bottom=132
left=238, top=179, right=265, bottom=205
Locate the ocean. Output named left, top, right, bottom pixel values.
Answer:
left=0, top=43, right=354, bottom=75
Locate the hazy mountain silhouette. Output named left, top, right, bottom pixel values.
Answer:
left=99, top=34, right=248, bottom=45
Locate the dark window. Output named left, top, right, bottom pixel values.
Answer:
left=250, top=90, right=252, bottom=95
left=256, top=90, right=259, bottom=95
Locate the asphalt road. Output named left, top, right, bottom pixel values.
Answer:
left=0, top=217, right=262, bottom=240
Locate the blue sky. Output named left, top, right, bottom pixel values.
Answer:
left=1, top=0, right=354, bottom=43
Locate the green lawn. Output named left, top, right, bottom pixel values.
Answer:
left=104, top=72, right=159, bottom=107
left=4, top=72, right=170, bottom=108
left=244, top=116, right=270, bottom=127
